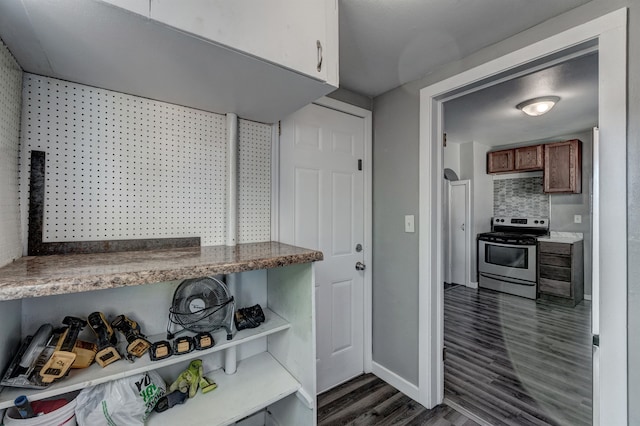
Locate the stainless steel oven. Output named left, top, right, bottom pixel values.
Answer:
left=477, top=217, right=548, bottom=299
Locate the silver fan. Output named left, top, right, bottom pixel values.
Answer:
left=167, top=276, right=235, bottom=340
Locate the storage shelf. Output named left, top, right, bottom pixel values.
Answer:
left=147, top=352, right=300, bottom=426
left=0, top=309, right=289, bottom=409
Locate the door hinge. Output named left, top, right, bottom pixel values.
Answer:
left=443, top=346, right=447, bottom=361
left=593, top=334, right=600, bottom=347
left=278, top=121, right=281, bottom=136
left=443, top=132, right=447, bottom=148
left=358, top=159, right=363, bottom=171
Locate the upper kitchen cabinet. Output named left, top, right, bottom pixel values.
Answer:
left=0, top=0, right=339, bottom=123
left=514, top=145, right=544, bottom=171
left=544, top=139, right=582, bottom=193
left=487, top=149, right=514, bottom=174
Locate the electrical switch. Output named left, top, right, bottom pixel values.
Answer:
left=405, top=215, right=415, bottom=233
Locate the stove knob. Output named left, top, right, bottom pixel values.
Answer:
left=540, top=220, right=545, bottom=224
left=534, top=220, right=539, bottom=224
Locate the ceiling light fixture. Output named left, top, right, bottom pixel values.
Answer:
left=516, top=96, right=560, bottom=116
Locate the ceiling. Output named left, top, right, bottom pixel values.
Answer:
left=443, top=52, right=598, bottom=147
left=338, top=0, right=592, bottom=97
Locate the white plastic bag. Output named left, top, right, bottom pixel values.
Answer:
left=75, top=370, right=165, bottom=426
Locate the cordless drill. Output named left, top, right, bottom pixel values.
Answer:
left=39, top=316, right=85, bottom=383
left=111, top=314, right=151, bottom=358
left=88, top=312, right=121, bottom=367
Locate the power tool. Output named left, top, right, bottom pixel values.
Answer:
left=88, top=312, right=121, bottom=367
left=39, top=316, right=86, bottom=383
left=111, top=314, right=151, bottom=358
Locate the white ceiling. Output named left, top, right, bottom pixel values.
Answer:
left=443, top=52, right=598, bottom=147
left=338, top=0, right=592, bottom=97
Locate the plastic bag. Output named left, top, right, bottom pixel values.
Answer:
left=75, top=370, right=165, bottom=425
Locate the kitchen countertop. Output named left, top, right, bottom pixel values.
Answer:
left=537, top=231, right=583, bottom=244
left=0, top=241, right=323, bottom=301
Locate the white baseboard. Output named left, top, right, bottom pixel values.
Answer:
left=467, top=281, right=478, bottom=289
left=584, top=294, right=592, bottom=301
left=372, top=361, right=420, bottom=402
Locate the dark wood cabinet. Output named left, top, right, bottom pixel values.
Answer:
left=538, top=240, right=584, bottom=306
left=514, top=144, right=543, bottom=171
left=544, top=139, right=582, bottom=193
left=487, top=149, right=514, bottom=174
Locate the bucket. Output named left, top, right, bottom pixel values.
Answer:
left=3, top=393, right=77, bottom=426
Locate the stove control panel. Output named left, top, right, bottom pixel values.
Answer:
left=492, top=217, right=549, bottom=229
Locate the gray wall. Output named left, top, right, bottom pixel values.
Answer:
left=327, top=87, right=373, bottom=111
left=372, top=3, right=640, bottom=422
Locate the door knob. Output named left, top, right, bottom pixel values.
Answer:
left=355, top=262, right=366, bottom=271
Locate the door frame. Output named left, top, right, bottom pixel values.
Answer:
left=418, top=8, right=627, bottom=424
left=448, top=179, right=472, bottom=287
left=271, top=96, right=374, bottom=375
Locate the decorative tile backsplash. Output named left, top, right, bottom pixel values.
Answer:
left=493, top=177, right=549, bottom=217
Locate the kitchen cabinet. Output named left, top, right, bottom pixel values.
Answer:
left=537, top=240, right=584, bottom=306
left=544, top=139, right=582, bottom=193
left=487, top=149, right=515, bottom=174
left=0, top=243, right=322, bottom=425
left=514, top=145, right=544, bottom=171
left=0, top=0, right=339, bottom=123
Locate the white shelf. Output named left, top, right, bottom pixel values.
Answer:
left=0, top=309, right=289, bottom=409
left=147, top=352, right=300, bottom=426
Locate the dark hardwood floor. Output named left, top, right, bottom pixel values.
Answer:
left=318, top=374, right=480, bottom=425
left=444, top=286, right=592, bottom=426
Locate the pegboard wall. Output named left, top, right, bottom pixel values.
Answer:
left=19, top=74, right=271, bottom=249
left=0, top=41, right=23, bottom=266
left=238, top=120, right=271, bottom=243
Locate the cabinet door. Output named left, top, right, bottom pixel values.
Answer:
left=544, top=140, right=582, bottom=193
left=148, top=0, right=338, bottom=85
left=515, top=145, right=543, bottom=171
left=487, top=149, right=514, bottom=174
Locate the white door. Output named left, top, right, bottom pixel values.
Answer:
left=449, top=180, right=470, bottom=286
left=279, top=103, right=365, bottom=393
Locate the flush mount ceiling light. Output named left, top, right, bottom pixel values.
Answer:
left=516, top=96, right=560, bottom=116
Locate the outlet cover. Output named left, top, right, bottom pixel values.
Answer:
left=574, top=214, right=582, bottom=224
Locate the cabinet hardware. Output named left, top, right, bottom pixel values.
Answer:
left=317, top=40, right=323, bottom=72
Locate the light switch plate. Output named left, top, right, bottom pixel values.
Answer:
left=574, top=214, right=582, bottom=224
left=405, top=215, right=415, bottom=233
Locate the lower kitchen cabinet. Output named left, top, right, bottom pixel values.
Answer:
left=538, top=240, right=584, bottom=306
left=0, top=242, right=321, bottom=425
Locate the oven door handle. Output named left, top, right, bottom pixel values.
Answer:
left=479, top=272, right=536, bottom=287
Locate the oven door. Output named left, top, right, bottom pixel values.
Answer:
left=478, top=240, right=536, bottom=282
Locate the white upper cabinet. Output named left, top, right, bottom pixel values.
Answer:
left=0, top=0, right=339, bottom=123
left=149, top=0, right=339, bottom=86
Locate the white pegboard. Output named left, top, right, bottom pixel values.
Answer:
left=19, top=74, right=271, bottom=249
left=238, top=119, right=271, bottom=243
left=0, top=41, right=23, bottom=266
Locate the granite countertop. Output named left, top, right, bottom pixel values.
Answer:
left=537, top=231, right=584, bottom=244
left=0, top=242, right=323, bottom=302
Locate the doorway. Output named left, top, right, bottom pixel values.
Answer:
left=418, top=9, right=627, bottom=425
left=276, top=97, right=373, bottom=393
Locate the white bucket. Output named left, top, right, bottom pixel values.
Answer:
left=3, top=394, right=77, bottom=426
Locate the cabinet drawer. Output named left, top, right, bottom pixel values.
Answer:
left=538, top=242, right=571, bottom=255
left=538, top=253, right=571, bottom=268
left=539, top=277, right=571, bottom=297
left=540, top=264, right=571, bottom=282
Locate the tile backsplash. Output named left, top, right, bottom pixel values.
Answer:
left=493, top=177, right=549, bottom=217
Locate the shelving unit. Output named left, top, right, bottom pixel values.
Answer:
left=0, top=309, right=289, bottom=410
left=147, top=352, right=299, bottom=426
left=0, top=242, right=321, bottom=425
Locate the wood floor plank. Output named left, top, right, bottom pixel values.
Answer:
left=444, top=286, right=592, bottom=426
left=318, top=374, right=480, bottom=426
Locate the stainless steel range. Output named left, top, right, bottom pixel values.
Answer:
left=477, top=217, right=549, bottom=299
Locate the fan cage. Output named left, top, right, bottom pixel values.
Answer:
left=167, top=276, right=235, bottom=340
